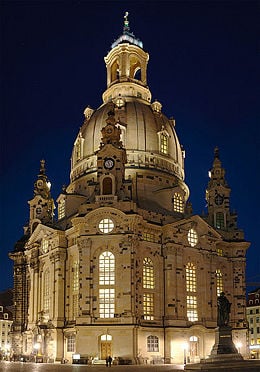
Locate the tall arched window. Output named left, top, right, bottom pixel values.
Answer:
left=58, top=199, right=65, bottom=220
left=143, top=258, right=154, bottom=289
left=99, top=252, right=115, bottom=318
left=186, top=263, right=198, bottom=321
left=173, top=193, right=184, bottom=213
left=215, top=212, right=225, bottom=229
left=216, top=269, right=223, bottom=297
left=103, top=177, right=113, bottom=195
left=43, top=269, right=50, bottom=312
left=72, top=261, right=79, bottom=319
left=111, top=60, right=119, bottom=82
left=160, top=133, right=168, bottom=154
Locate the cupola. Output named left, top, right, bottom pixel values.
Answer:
left=102, top=12, right=151, bottom=103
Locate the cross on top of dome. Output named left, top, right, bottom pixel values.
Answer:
left=111, top=12, right=143, bottom=49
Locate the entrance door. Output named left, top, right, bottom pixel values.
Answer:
left=189, top=336, right=199, bottom=363
left=101, top=341, right=112, bottom=359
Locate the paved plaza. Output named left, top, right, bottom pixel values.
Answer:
left=0, top=361, right=184, bottom=372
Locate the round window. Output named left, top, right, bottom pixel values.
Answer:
left=188, top=228, right=198, bottom=247
left=98, top=218, right=114, bottom=234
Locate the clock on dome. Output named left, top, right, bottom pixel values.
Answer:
left=104, top=158, right=115, bottom=170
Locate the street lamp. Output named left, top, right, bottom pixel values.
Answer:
left=182, top=342, right=189, bottom=365
left=34, top=342, right=40, bottom=355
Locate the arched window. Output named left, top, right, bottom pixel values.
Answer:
left=147, top=335, right=159, bottom=352
left=111, top=60, right=119, bottom=82
left=216, top=269, right=223, bottom=297
left=186, top=263, right=198, bottom=321
left=159, top=132, right=168, bottom=154
left=173, top=193, right=184, bottom=213
left=75, top=141, right=81, bottom=161
left=58, top=199, right=65, bottom=220
left=129, top=56, right=141, bottom=80
left=143, top=258, right=154, bottom=289
left=99, top=252, right=115, bottom=318
left=99, top=252, right=115, bottom=285
left=72, top=261, right=79, bottom=319
left=215, top=212, right=225, bottom=229
left=103, top=177, right=113, bottom=195
left=43, top=269, right=50, bottom=312
left=188, top=229, right=198, bottom=247
left=133, top=68, right=141, bottom=81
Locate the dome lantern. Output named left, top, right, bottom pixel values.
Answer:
left=103, top=12, right=151, bottom=104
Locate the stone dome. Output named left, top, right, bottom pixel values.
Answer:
left=71, top=99, right=185, bottom=182
left=68, top=18, right=189, bottom=209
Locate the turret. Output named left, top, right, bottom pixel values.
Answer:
left=205, top=147, right=244, bottom=240
left=28, top=160, right=55, bottom=233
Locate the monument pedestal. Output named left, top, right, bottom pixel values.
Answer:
left=184, top=326, right=260, bottom=371
left=209, top=326, right=242, bottom=360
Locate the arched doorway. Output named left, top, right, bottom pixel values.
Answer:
left=189, top=336, right=199, bottom=363
left=100, top=334, right=112, bottom=360
left=103, top=177, right=113, bottom=195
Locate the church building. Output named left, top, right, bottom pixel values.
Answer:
left=9, top=14, right=250, bottom=365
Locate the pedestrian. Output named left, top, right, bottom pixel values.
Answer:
left=108, top=355, right=112, bottom=367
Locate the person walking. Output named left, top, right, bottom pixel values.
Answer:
left=108, top=355, right=112, bottom=366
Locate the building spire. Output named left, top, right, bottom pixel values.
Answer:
left=34, top=159, right=51, bottom=199
left=39, top=159, right=46, bottom=177
left=123, top=11, right=130, bottom=33
left=111, top=12, right=143, bottom=49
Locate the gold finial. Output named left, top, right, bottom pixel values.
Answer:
left=124, top=11, right=129, bottom=32
left=40, top=159, right=46, bottom=174
left=214, top=146, right=219, bottom=159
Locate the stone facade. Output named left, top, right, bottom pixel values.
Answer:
left=9, top=14, right=249, bottom=365
left=247, top=287, right=260, bottom=359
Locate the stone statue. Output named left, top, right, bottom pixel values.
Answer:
left=217, top=292, right=231, bottom=327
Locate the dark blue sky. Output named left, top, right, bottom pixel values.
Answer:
left=1, top=1, right=259, bottom=291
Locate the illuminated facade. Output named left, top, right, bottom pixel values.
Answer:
left=247, top=288, right=260, bottom=359
left=0, top=306, right=12, bottom=359
left=9, top=14, right=250, bottom=364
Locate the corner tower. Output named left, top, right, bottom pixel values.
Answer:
left=28, top=160, right=54, bottom=233
left=205, top=147, right=244, bottom=240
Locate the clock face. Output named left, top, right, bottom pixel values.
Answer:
left=215, top=194, right=224, bottom=205
left=37, top=180, right=43, bottom=188
left=104, top=158, right=115, bottom=170
left=106, top=125, right=114, bottom=134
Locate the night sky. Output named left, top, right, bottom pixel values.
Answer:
left=1, top=1, right=259, bottom=292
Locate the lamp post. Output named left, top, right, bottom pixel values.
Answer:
left=182, top=342, right=188, bottom=365
left=34, top=342, right=40, bottom=362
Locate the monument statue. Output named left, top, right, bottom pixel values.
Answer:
left=217, top=292, right=231, bottom=327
